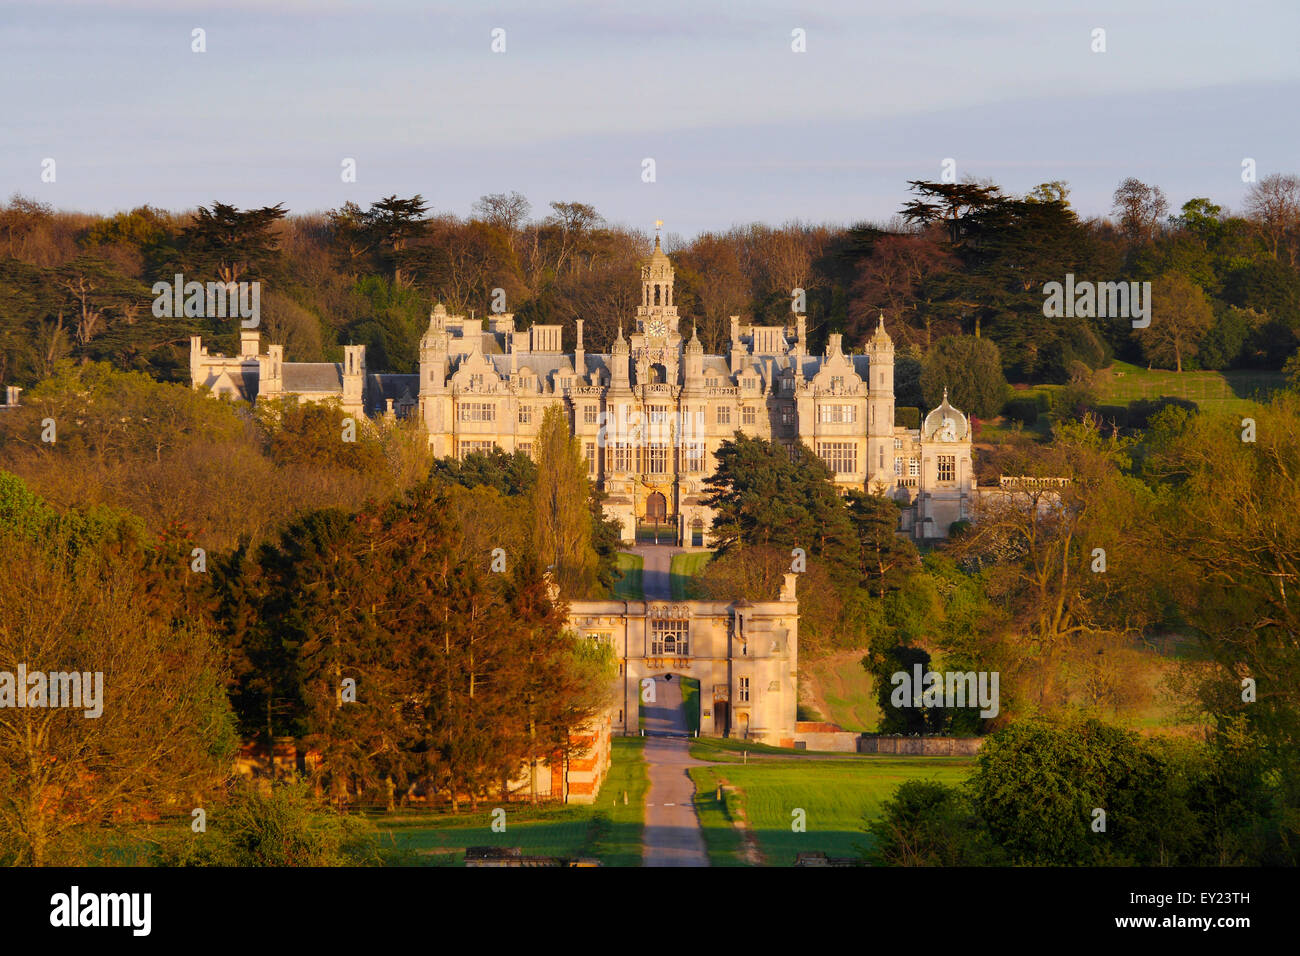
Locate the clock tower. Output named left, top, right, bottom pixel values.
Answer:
left=635, top=223, right=680, bottom=340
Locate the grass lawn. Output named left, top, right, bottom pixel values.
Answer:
left=611, top=553, right=644, bottom=601
left=373, top=737, right=648, bottom=866
left=587, top=737, right=648, bottom=866
left=1091, top=360, right=1282, bottom=415
left=691, top=780, right=748, bottom=866
left=688, top=756, right=974, bottom=866
left=669, top=551, right=712, bottom=600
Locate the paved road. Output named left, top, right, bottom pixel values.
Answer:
left=640, top=676, right=709, bottom=866
left=643, top=737, right=710, bottom=867
left=628, top=544, right=681, bottom=601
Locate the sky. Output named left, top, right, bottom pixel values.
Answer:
left=3, top=0, right=1298, bottom=236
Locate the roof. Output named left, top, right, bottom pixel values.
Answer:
left=281, top=363, right=343, bottom=393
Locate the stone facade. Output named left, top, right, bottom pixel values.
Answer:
left=189, top=235, right=978, bottom=543
left=567, top=572, right=800, bottom=745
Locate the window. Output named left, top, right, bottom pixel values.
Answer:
left=909, top=458, right=920, bottom=477
left=684, top=442, right=705, bottom=473
left=894, top=437, right=903, bottom=450
left=459, top=440, right=493, bottom=458
left=647, top=443, right=668, bottom=474
left=518, top=443, right=533, bottom=459
left=817, top=441, right=856, bottom=475
left=648, top=405, right=669, bottom=424
left=818, top=404, right=856, bottom=424
left=608, top=442, right=632, bottom=473
left=738, top=677, right=750, bottom=703
left=651, top=619, right=689, bottom=656
left=938, top=455, right=956, bottom=482
left=518, top=405, right=531, bottom=424
left=717, top=405, right=731, bottom=425
left=780, top=406, right=795, bottom=426
left=894, top=456, right=903, bottom=476
left=830, top=376, right=843, bottom=391
left=585, top=442, right=597, bottom=475
left=584, top=404, right=598, bottom=425
left=742, top=405, right=756, bottom=426
left=459, top=402, right=496, bottom=423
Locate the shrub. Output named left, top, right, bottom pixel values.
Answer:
left=1001, top=398, right=1038, bottom=426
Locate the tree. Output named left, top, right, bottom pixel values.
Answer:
left=175, top=201, right=288, bottom=285
left=1111, top=178, right=1168, bottom=242
left=1137, top=273, right=1214, bottom=372
left=846, top=490, right=920, bottom=599
left=529, top=404, right=599, bottom=597
left=702, top=434, right=856, bottom=581
left=1244, top=173, right=1300, bottom=265
left=473, top=192, right=532, bottom=254
left=364, top=195, right=430, bottom=287
left=899, top=181, right=1003, bottom=247
left=920, top=335, right=1008, bottom=418
left=0, top=519, right=235, bottom=865
left=969, top=718, right=1201, bottom=865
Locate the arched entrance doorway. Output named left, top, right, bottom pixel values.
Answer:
left=645, top=492, right=667, bottom=523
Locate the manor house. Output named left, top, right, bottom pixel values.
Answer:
left=190, top=234, right=976, bottom=544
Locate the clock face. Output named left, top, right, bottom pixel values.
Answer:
left=648, top=319, right=667, bottom=336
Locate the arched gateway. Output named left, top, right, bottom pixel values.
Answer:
left=566, top=574, right=799, bottom=746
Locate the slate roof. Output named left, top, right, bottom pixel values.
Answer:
left=281, top=363, right=343, bottom=392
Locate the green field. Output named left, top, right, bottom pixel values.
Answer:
left=611, top=553, right=644, bottom=601
left=669, top=550, right=712, bottom=600
left=1090, top=361, right=1282, bottom=415
left=803, top=653, right=881, bottom=732
left=374, top=737, right=647, bottom=866
left=688, top=756, right=974, bottom=866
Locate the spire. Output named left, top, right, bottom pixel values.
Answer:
left=943, top=386, right=949, bottom=404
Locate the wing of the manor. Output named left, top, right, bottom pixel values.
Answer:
left=190, top=234, right=977, bottom=543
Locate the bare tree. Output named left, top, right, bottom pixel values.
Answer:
left=1244, top=173, right=1300, bottom=265
left=1111, top=178, right=1168, bottom=241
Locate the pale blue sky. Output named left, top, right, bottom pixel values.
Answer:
left=3, top=0, right=1297, bottom=234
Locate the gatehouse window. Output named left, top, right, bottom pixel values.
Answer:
left=584, top=404, right=598, bottom=425
left=742, top=406, right=756, bottom=426
left=717, top=406, right=731, bottom=425
left=938, top=455, right=956, bottom=483
left=651, top=619, right=689, bottom=656
left=739, top=677, right=750, bottom=703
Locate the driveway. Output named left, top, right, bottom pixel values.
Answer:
left=627, top=544, right=680, bottom=601
left=642, top=735, right=709, bottom=867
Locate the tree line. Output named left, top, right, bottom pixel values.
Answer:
left=4, top=174, right=1298, bottom=398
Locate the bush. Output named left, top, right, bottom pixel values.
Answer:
left=862, top=781, right=1003, bottom=866
left=1127, top=397, right=1198, bottom=430
left=1001, top=399, right=1038, bottom=426
left=153, top=777, right=380, bottom=867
